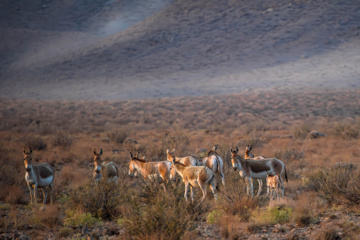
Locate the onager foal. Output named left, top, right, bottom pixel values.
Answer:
left=128, top=152, right=173, bottom=190
left=93, top=149, right=119, bottom=184
left=266, top=171, right=283, bottom=200
left=171, top=156, right=217, bottom=203
left=23, top=147, right=54, bottom=205
left=231, top=147, right=288, bottom=197
left=166, top=148, right=199, bottom=179
left=201, top=145, right=225, bottom=186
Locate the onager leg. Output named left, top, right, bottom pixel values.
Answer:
left=209, top=177, right=217, bottom=201
left=184, top=183, right=190, bottom=202
left=49, top=184, right=53, bottom=204
left=256, top=179, right=263, bottom=197
left=27, top=184, right=34, bottom=204
left=245, top=177, right=254, bottom=197
left=34, top=184, right=38, bottom=205
left=190, top=186, right=195, bottom=203
left=42, top=188, right=48, bottom=205
left=199, top=181, right=207, bottom=203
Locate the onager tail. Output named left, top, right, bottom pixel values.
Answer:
left=284, top=166, right=288, bottom=183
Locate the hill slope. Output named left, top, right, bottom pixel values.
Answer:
left=1, top=0, right=360, bottom=100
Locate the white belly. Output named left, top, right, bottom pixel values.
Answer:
left=38, top=176, right=54, bottom=188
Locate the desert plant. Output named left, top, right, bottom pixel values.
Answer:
left=52, top=132, right=73, bottom=148
left=274, top=148, right=303, bottom=163
left=333, top=122, right=359, bottom=140
left=293, top=124, right=311, bottom=139
left=303, top=165, right=360, bottom=205
left=64, top=210, right=102, bottom=228
left=251, top=205, right=293, bottom=225
left=106, top=129, right=128, bottom=144
left=23, top=136, right=47, bottom=151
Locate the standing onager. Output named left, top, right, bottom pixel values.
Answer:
left=171, top=156, right=217, bottom=203
left=230, top=147, right=288, bottom=197
left=266, top=171, right=283, bottom=200
left=244, top=145, right=266, bottom=196
left=166, top=148, right=200, bottom=179
left=93, top=149, right=119, bottom=184
left=201, top=145, right=225, bottom=186
left=128, top=152, right=173, bottom=189
left=23, top=147, right=55, bottom=205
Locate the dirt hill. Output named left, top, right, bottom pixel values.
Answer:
left=1, top=0, right=360, bottom=100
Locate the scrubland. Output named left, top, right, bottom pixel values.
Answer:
left=1, top=89, right=360, bottom=239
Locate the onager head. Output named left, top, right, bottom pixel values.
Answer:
left=166, top=149, right=177, bottom=180
left=230, top=146, right=239, bottom=171
left=93, top=148, right=103, bottom=182
left=23, top=147, right=33, bottom=172
left=128, top=152, right=141, bottom=177
left=245, top=145, right=255, bottom=159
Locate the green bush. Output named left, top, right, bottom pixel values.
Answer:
left=251, top=205, right=293, bottom=225
left=64, top=210, right=102, bottom=228
left=207, top=209, right=224, bottom=224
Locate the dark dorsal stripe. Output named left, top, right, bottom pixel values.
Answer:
left=132, top=157, right=147, bottom=163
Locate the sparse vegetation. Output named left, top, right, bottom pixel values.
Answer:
left=1, top=91, right=360, bottom=239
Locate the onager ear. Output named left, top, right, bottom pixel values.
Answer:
left=171, top=148, right=175, bottom=154
left=23, top=147, right=26, bottom=154
left=236, top=146, right=239, bottom=153
left=166, top=149, right=169, bottom=154
left=99, top=148, right=103, bottom=156
left=130, top=152, right=133, bottom=159
left=249, top=145, right=252, bottom=151
left=94, top=149, right=97, bottom=155
left=29, top=147, right=32, bottom=154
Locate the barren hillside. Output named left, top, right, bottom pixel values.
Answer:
left=1, top=0, right=360, bottom=100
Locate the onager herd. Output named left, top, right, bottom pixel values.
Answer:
left=23, top=145, right=288, bottom=205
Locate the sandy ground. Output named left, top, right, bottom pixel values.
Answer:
left=0, top=0, right=359, bottom=100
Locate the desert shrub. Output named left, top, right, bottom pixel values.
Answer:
left=123, top=178, right=209, bottom=240
left=217, top=169, right=261, bottom=222
left=293, top=192, right=319, bottom=227
left=65, top=177, right=126, bottom=220
left=332, top=122, right=359, bottom=140
left=56, top=227, right=73, bottom=238
left=293, top=124, right=311, bottom=139
left=316, top=227, right=341, bottom=240
left=251, top=205, right=293, bottom=225
left=31, top=204, right=62, bottom=228
left=274, top=148, right=303, bottom=163
left=161, top=132, right=190, bottom=156
left=106, top=129, right=128, bottom=144
left=23, top=136, right=47, bottom=151
left=207, top=209, right=224, bottom=224
left=303, top=165, right=360, bottom=205
left=52, top=132, right=73, bottom=148
left=5, top=185, right=23, bottom=204
left=243, top=120, right=268, bottom=134
left=64, top=210, right=101, bottom=228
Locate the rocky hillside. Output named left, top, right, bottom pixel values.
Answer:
left=1, top=0, right=360, bottom=100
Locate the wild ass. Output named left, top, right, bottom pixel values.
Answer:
left=244, top=145, right=266, bottom=196
left=170, top=156, right=217, bottom=203
left=266, top=171, right=284, bottom=200
left=166, top=148, right=200, bottom=179
left=230, top=146, right=288, bottom=197
left=23, top=147, right=55, bottom=205
left=93, top=148, right=119, bottom=184
left=201, top=145, right=225, bottom=186
left=128, top=152, right=173, bottom=189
